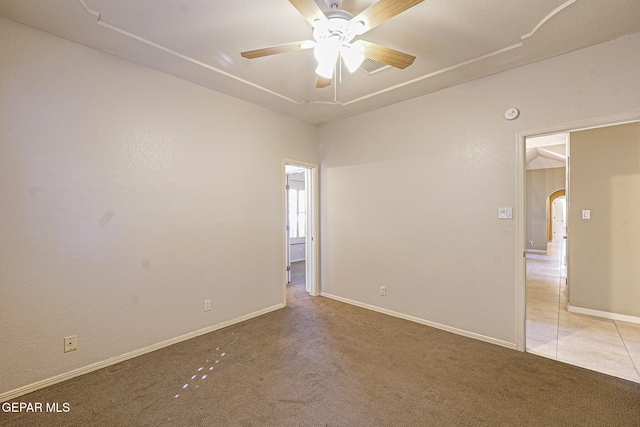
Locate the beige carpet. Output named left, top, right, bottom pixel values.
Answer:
left=3, top=263, right=640, bottom=426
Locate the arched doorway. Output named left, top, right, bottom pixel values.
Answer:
left=546, top=189, right=566, bottom=241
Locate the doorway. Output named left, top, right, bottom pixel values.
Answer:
left=547, top=190, right=566, bottom=242
left=284, top=160, right=319, bottom=300
left=518, top=118, right=640, bottom=382
left=551, top=195, right=566, bottom=240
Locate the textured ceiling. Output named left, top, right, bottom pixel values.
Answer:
left=2, top=0, right=640, bottom=124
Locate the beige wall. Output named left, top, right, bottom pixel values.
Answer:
left=319, top=32, right=640, bottom=345
left=0, top=18, right=317, bottom=396
left=526, top=168, right=566, bottom=251
left=568, top=122, right=640, bottom=317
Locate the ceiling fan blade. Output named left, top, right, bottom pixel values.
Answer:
left=289, top=0, right=327, bottom=26
left=316, top=76, right=332, bottom=88
left=350, top=0, right=424, bottom=33
left=241, top=41, right=312, bottom=59
left=361, top=41, right=416, bottom=69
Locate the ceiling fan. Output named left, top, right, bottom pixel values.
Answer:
left=241, top=0, right=424, bottom=88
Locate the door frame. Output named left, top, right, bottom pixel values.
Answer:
left=283, top=159, right=319, bottom=300
left=285, top=173, right=292, bottom=284
left=515, top=111, right=640, bottom=351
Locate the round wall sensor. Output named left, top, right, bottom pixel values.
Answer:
left=504, top=108, right=520, bottom=120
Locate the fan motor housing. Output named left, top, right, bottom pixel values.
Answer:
left=313, top=8, right=357, bottom=43
left=324, top=0, right=344, bottom=10
left=325, top=9, right=353, bottom=21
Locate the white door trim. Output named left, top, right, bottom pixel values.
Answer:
left=285, top=173, right=292, bottom=284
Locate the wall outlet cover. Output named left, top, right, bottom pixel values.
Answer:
left=64, top=335, right=77, bottom=353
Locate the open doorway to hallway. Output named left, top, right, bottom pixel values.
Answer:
left=284, top=161, right=318, bottom=298
left=524, top=131, right=640, bottom=383
left=285, top=165, right=307, bottom=290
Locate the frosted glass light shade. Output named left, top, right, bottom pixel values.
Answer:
left=342, top=41, right=365, bottom=73
left=314, top=38, right=340, bottom=78
left=314, top=38, right=340, bottom=64
left=315, top=60, right=335, bottom=79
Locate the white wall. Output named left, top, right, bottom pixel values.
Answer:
left=0, top=18, right=317, bottom=396
left=319, top=33, right=640, bottom=346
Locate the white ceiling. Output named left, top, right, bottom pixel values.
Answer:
left=526, top=134, right=567, bottom=170
left=2, top=0, right=640, bottom=125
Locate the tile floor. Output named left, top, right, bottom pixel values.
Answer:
left=526, top=240, right=640, bottom=383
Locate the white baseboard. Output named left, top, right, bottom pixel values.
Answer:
left=567, top=304, right=640, bottom=325
left=0, top=303, right=284, bottom=403
left=320, top=292, right=515, bottom=350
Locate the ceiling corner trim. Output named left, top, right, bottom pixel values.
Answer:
left=75, top=0, right=580, bottom=112
left=344, top=0, right=578, bottom=106
left=526, top=147, right=567, bottom=164
left=521, top=0, right=577, bottom=41
left=78, top=0, right=100, bottom=20
left=77, top=0, right=301, bottom=105
left=343, top=41, right=523, bottom=106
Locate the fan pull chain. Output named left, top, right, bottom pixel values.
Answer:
left=333, top=55, right=342, bottom=102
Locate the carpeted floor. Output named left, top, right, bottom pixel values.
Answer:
left=2, top=262, right=640, bottom=426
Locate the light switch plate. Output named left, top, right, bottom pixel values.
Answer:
left=582, top=210, right=591, bottom=219
left=498, top=207, right=513, bottom=219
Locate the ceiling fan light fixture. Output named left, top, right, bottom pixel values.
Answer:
left=327, top=16, right=349, bottom=33
left=241, top=0, right=424, bottom=89
left=314, top=38, right=340, bottom=63
left=315, top=59, right=335, bottom=79
left=300, top=40, right=316, bottom=49
left=341, top=41, right=365, bottom=73
left=314, top=38, right=339, bottom=78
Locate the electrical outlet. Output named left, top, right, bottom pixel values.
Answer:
left=380, top=286, right=386, bottom=296
left=64, top=335, right=77, bottom=353
left=204, top=299, right=211, bottom=312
